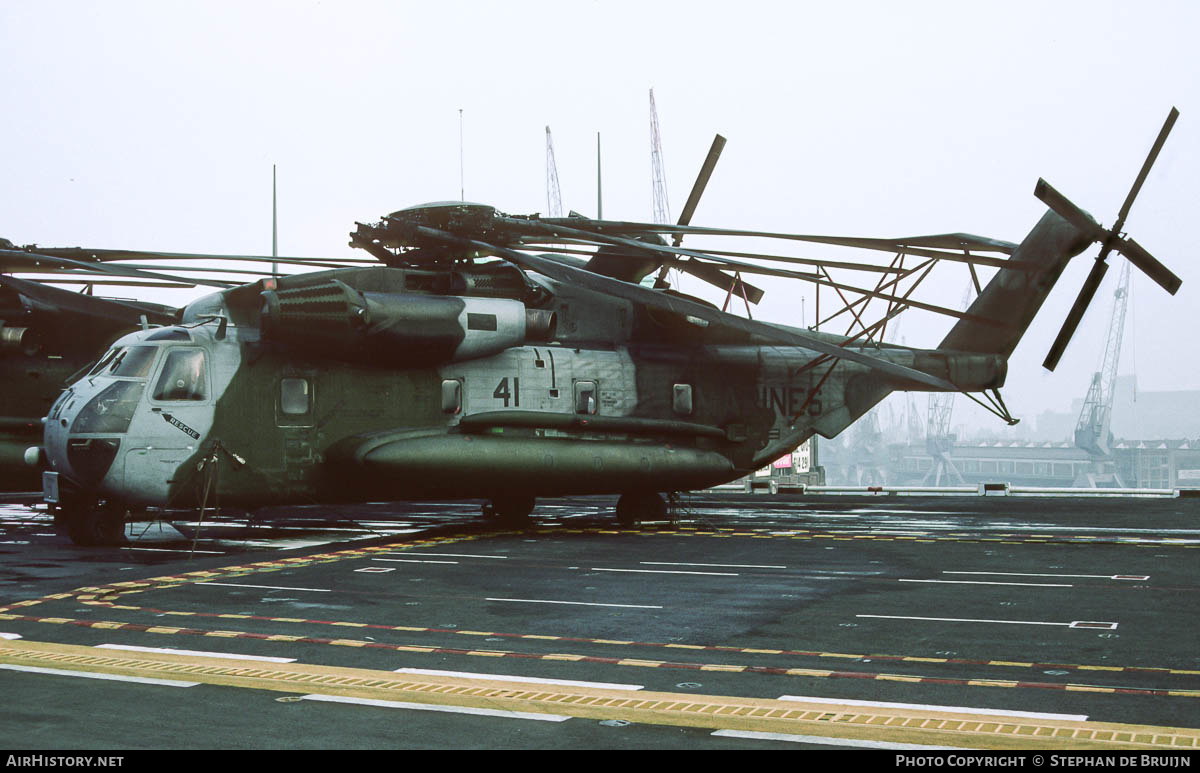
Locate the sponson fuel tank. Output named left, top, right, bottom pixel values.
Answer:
left=259, top=279, right=555, bottom=364
left=324, top=432, right=735, bottom=498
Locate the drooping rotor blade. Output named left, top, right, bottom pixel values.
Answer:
left=515, top=218, right=769, bottom=302
left=547, top=217, right=1019, bottom=255
left=0, top=248, right=235, bottom=288
left=539, top=218, right=1020, bottom=268
left=676, top=261, right=765, bottom=305
left=413, top=224, right=959, bottom=391
left=674, top=134, right=726, bottom=246
left=1043, top=258, right=1110, bottom=372
left=1117, top=236, right=1181, bottom=295
left=1115, top=107, right=1179, bottom=230
left=8, top=246, right=369, bottom=272
left=0, top=274, right=177, bottom=325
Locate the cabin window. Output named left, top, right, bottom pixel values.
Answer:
left=574, top=380, right=597, bottom=415
left=153, top=349, right=208, bottom=401
left=441, top=379, right=463, bottom=415
left=672, top=384, right=693, bottom=416
left=280, top=378, right=311, bottom=415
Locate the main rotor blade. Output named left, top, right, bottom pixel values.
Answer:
left=512, top=218, right=769, bottom=302
left=677, top=261, right=765, bottom=305
left=1033, top=179, right=1106, bottom=241
left=540, top=218, right=1018, bottom=258
left=414, top=225, right=958, bottom=391
left=1115, top=106, right=1179, bottom=231
left=1043, top=258, right=1109, bottom=372
left=19, top=246, right=369, bottom=271
left=1118, top=236, right=1181, bottom=295
left=0, top=274, right=177, bottom=325
left=0, top=249, right=234, bottom=288
left=674, top=134, right=726, bottom=246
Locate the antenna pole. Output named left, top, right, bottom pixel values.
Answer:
left=459, top=109, right=465, bottom=201
left=271, top=164, right=278, bottom=276
left=596, top=132, right=603, bottom=219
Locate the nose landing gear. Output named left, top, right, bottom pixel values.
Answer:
left=56, top=495, right=129, bottom=546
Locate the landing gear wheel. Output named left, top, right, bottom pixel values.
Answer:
left=487, top=494, right=536, bottom=525
left=64, top=500, right=128, bottom=547
left=615, top=492, right=666, bottom=526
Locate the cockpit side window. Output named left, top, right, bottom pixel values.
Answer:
left=152, top=349, right=208, bottom=401
left=110, top=346, right=158, bottom=378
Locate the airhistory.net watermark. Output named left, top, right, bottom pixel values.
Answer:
left=5, top=757, right=124, bottom=768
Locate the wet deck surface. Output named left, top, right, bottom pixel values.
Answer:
left=2, top=493, right=1198, bottom=750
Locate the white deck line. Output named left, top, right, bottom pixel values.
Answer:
left=96, top=644, right=297, bottom=663
left=899, top=579, right=1074, bottom=587
left=591, top=567, right=739, bottom=577
left=486, top=597, right=663, bottom=609
left=712, top=729, right=970, bottom=749
left=300, top=693, right=568, bottom=722
left=642, top=561, right=786, bottom=569
left=0, top=663, right=199, bottom=687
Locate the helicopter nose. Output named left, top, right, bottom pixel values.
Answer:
left=47, top=380, right=143, bottom=489
left=64, top=437, right=122, bottom=486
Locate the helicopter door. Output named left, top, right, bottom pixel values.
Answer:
left=276, top=376, right=317, bottom=483
left=123, top=347, right=212, bottom=504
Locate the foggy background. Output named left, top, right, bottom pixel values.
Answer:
left=2, top=0, right=1197, bottom=440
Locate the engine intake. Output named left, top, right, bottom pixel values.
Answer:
left=260, top=280, right=554, bottom=364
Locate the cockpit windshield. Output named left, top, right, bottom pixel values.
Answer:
left=109, top=346, right=158, bottom=379
left=86, top=346, right=122, bottom=377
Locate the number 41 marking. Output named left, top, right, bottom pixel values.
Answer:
left=494, top=377, right=519, bottom=407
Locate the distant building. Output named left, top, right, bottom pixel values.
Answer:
left=1113, top=439, right=1200, bottom=489
left=889, top=440, right=1093, bottom=487
left=886, top=437, right=1200, bottom=489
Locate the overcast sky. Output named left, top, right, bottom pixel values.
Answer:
left=2, top=1, right=1197, bottom=434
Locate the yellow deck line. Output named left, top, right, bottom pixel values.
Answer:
left=2, top=640, right=1197, bottom=750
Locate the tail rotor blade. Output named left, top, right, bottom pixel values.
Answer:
left=1115, top=107, right=1179, bottom=230
left=1034, top=179, right=1105, bottom=240
left=1120, top=236, right=1181, bottom=295
left=1043, top=258, right=1110, bottom=371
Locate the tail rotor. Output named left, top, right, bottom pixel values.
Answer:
left=1037, top=107, right=1181, bottom=371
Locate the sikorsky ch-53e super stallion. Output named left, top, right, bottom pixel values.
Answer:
left=26, top=110, right=1182, bottom=545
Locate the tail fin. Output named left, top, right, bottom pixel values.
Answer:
left=938, top=211, right=1092, bottom=357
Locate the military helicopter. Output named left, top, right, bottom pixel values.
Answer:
left=0, top=224, right=373, bottom=492
left=28, top=109, right=1181, bottom=545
